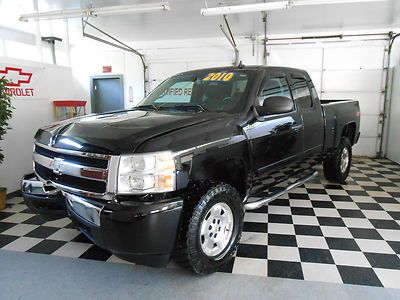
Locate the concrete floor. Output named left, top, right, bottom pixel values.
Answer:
left=1, top=250, right=399, bottom=300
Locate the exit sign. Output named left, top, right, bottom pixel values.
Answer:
left=102, top=66, right=112, bottom=73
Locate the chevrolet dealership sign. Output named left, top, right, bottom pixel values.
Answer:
left=0, top=64, right=44, bottom=98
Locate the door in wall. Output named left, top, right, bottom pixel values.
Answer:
left=91, top=75, right=124, bottom=113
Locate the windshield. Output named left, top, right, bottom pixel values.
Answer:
left=138, top=70, right=255, bottom=113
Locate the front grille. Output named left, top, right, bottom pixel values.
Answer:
left=35, top=163, right=53, bottom=180
left=34, top=145, right=110, bottom=194
left=54, top=174, right=106, bottom=193
left=35, top=163, right=107, bottom=193
left=35, top=145, right=109, bottom=169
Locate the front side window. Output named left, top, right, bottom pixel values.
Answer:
left=139, top=70, right=255, bottom=113
left=258, top=75, right=291, bottom=106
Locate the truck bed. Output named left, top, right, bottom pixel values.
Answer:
left=320, top=99, right=353, bottom=104
left=321, top=99, right=360, bottom=152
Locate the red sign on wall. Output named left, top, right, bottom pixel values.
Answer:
left=102, top=66, right=112, bottom=73
left=0, top=67, right=35, bottom=97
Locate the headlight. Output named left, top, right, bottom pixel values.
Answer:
left=117, top=151, right=176, bottom=194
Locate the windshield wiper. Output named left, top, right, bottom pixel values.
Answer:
left=136, top=104, right=160, bottom=111
left=170, top=104, right=208, bottom=112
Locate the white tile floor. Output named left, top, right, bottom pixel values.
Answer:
left=301, top=262, right=342, bottom=283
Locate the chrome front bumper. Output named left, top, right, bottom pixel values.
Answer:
left=22, top=173, right=184, bottom=267
left=22, top=173, right=104, bottom=225
left=21, top=173, right=67, bottom=220
left=22, top=173, right=59, bottom=196
left=65, top=193, right=103, bottom=226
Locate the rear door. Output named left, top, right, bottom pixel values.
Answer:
left=290, top=73, right=324, bottom=156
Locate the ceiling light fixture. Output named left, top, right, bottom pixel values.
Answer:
left=20, top=2, right=170, bottom=22
left=201, top=2, right=290, bottom=16
left=201, top=0, right=387, bottom=16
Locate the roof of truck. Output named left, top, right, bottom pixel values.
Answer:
left=177, top=65, right=309, bottom=76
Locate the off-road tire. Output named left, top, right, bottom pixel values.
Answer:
left=174, top=183, right=244, bottom=275
left=323, top=137, right=352, bottom=183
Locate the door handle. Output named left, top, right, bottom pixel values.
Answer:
left=291, top=124, right=302, bottom=132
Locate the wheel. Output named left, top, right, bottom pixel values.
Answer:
left=174, top=183, right=244, bottom=275
left=323, top=137, right=352, bottom=183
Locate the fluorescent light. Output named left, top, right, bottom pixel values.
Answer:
left=201, top=1, right=290, bottom=16
left=20, top=2, right=170, bottom=21
left=201, top=0, right=387, bottom=16
left=94, top=3, right=171, bottom=16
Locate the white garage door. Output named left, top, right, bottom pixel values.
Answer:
left=146, top=43, right=234, bottom=93
left=147, top=62, right=188, bottom=91
left=386, top=66, right=400, bottom=164
left=268, top=40, right=388, bottom=157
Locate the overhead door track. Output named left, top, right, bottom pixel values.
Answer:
left=81, top=18, right=148, bottom=96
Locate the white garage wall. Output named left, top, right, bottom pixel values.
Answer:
left=267, top=46, right=324, bottom=96
left=0, top=2, right=71, bottom=67
left=0, top=57, right=74, bottom=193
left=70, top=39, right=145, bottom=112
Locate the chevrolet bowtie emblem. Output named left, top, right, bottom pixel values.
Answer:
left=52, top=158, right=64, bottom=175
left=0, top=67, right=33, bottom=87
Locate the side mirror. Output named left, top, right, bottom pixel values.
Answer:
left=255, top=96, right=294, bottom=117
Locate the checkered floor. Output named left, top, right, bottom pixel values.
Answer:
left=1, top=158, right=400, bottom=288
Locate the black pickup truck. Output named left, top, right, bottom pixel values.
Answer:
left=22, top=66, right=360, bottom=274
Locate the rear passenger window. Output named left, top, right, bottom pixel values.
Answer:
left=258, top=76, right=291, bottom=106
left=292, top=75, right=312, bottom=109
left=309, top=85, right=319, bottom=101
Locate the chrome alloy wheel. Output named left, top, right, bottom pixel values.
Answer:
left=340, top=147, right=350, bottom=174
left=200, top=202, right=234, bottom=258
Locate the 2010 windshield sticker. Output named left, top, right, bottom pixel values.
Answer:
left=203, top=72, right=234, bottom=81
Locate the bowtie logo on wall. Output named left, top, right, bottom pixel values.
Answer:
left=0, top=66, right=34, bottom=97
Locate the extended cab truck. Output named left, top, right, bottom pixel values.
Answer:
left=22, top=66, right=360, bottom=274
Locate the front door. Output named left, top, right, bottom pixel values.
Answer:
left=244, top=72, right=304, bottom=194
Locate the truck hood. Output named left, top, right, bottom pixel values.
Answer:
left=34, top=109, right=224, bottom=154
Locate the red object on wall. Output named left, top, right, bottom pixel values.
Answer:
left=102, top=66, right=112, bottom=73
left=53, top=100, right=87, bottom=121
left=53, top=100, right=87, bottom=107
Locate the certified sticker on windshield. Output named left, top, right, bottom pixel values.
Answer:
left=203, top=72, right=234, bottom=82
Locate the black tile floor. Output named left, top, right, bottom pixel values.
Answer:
left=1, top=158, right=400, bottom=288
